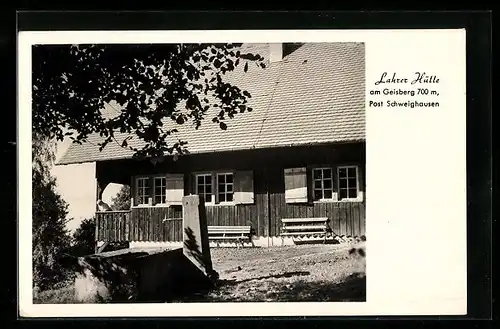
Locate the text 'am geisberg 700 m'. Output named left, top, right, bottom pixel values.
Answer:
left=368, top=72, right=441, bottom=109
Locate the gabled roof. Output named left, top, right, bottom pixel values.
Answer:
left=57, top=42, right=365, bottom=165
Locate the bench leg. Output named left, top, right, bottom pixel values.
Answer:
left=96, top=241, right=109, bottom=254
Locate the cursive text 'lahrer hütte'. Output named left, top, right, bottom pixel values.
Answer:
left=374, top=72, right=440, bottom=85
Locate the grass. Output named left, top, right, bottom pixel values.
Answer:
left=33, top=283, right=76, bottom=304
left=34, top=241, right=366, bottom=303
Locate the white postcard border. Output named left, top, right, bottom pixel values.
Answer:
left=18, top=29, right=467, bottom=317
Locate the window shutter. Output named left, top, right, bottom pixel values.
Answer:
left=166, top=173, right=184, bottom=205
left=234, top=170, right=254, bottom=204
left=284, top=167, right=308, bottom=203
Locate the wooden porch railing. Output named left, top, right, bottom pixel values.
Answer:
left=95, top=201, right=366, bottom=243
left=95, top=209, right=183, bottom=242
left=95, top=210, right=132, bottom=242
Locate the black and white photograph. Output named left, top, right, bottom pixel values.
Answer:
left=18, top=27, right=471, bottom=318
left=31, top=41, right=367, bottom=304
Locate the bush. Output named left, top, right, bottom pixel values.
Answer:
left=32, top=133, right=72, bottom=291
left=71, top=217, right=96, bottom=257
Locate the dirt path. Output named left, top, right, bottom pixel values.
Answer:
left=199, top=242, right=366, bottom=302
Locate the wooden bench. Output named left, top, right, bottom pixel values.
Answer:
left=207, top=226, right=253, bottom=247
left=280, top=217, right=331, bottom=244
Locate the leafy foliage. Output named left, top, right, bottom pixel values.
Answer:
left=32, top=43, right=265, bottom=161
left=71, top=217, right=96, bottom=257
left=32, top=132, right=72, bottom=290
left=110, top=185, right=132, bottom=211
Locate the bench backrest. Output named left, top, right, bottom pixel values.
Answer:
left=281, top=217, right=328, bottom=224
left=207, top=226, right=251, bottom=234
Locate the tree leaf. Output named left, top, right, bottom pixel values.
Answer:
left=176, top=116, right=185, bottom=124
left=32, top=43, right=266, bottom=160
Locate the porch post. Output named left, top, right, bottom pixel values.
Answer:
left=264, top=168, right=271, bottom=247
left=95, top=179, right=109, bottom=253
left=95, top=180, right=102, bottom=211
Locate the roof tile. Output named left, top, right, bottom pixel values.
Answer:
left=57, top=42, right=365, bottom=165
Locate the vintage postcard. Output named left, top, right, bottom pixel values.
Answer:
left=18, top=29, right=467, bottom=317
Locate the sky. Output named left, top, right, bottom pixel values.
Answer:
left=51, top=138, right=122, bottom=233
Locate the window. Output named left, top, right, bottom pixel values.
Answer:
left=154, top=176, right=167, bottom=204
left=194, top=171, right=252, bottom=205
left=312, top=168, right=334, bottom=200
left=338, top=166, right=358, bottom=200
left=134, top=174, right=184, bottom=206
left=306, top=165, right=361, bottom=203
left=217, top=173, right=234, bottom=203
left=196, top=174, right=213, bottom=203
left=136, top=177, right=150, bottom=205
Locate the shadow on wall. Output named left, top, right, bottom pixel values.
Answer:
left=72, top=251, right=145, bottom=303
left=136, top=248, right=214, bottom=302
left=183, top=227, right=206, bottom=271
left=72, top=246, right=216, bottom=303
left=183, top=226, right=219, bottom=280
left=70, top=196, right=219, bottom=303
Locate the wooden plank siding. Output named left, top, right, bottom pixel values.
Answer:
left=95, top=143, right=366, bottom=242
left=266, top=191, right=366, bottom=237
left=96, top=207, right=183, bottom=242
